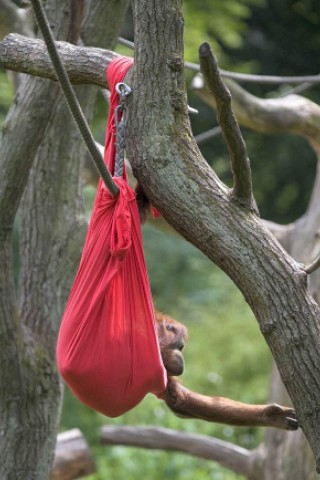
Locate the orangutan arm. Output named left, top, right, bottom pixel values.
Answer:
left=161, top=377, right=298, bottom=430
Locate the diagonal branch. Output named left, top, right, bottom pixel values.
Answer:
left=198, top=42, right=254, bottom=209
left=305, top=254, right=320, bottom=275
left=0, top=34, right=118, bottom=87
left=100, top=425, right=256, bottom=477
left=193, top=71, right=320, bottom=258
left=193, top=74, right=320, bottom=152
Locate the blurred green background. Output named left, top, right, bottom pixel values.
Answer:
left=2, top=0, right=319, bottom=478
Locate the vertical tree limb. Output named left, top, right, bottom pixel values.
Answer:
left=198, top=42, right=254, bottom=209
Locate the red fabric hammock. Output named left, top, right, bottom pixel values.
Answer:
left=56, top=57, right=167, bottom=417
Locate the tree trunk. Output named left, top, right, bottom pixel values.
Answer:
left=126, top=0, right=320, bottom=469
left=262, top=367, right=316, bottom=480
left=193, top=54, right=320, bottom=479
left=0, top=4, right=70, bottom=477
left=0, top=1, right=129, bottom=478
left=260, top=153, right=320, bottom=479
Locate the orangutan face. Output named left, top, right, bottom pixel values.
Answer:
left=155, top=312, right=188, bottom=376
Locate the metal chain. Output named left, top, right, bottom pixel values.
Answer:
left=114, top=83, right=132, bottom=178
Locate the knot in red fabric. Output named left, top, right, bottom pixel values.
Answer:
left=109, top=177, right=135, bottom=260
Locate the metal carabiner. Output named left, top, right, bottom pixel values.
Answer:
left=114, top=104, right=128, bottom=128
left=115, top=82, right=132, bottom=97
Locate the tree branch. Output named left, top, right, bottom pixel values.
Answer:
left=0, top=3, right=78, bottom=477
left=198, top=42, right=254, bottom=208
left=305, top=254, right=320, bottom=275
left=193, top=73, right=320, bottom=263
left=118, top=37, right=320, bottom=87
left=193, top=70, right=320, bottom=264
left=0, top=33, right=118, bottom=87
left=194, top=126, right=221, bottom=145
left=100, top=425, right=254, bottom=477
left=2, top=34, right=320, bottom=156
left=52, top=429, right=96, bottom=479
left=193, top=73, right=320, bottom=152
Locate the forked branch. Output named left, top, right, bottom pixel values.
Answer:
left=198, top=42, right=254, bottom=209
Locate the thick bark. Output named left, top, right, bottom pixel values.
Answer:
left=0, top=34, right=118, bottom=86
left=261, top=155, right=320, bottom=480
left=0, top=1, right=129, bottom=479
left=262, top=367, right=317, bottom=480
left=0, top=3, right=72, bottom=478
left=194, top=63, right=320, bottom=479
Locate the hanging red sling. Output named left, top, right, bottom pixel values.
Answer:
left=56, top=57, right=167, bottom=417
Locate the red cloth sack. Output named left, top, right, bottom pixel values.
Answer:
left=56, top=57, right=167, bottom=417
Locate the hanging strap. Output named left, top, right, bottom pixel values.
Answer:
left=30, top=0, right=119, bottom=196
left=104, top=57, right=134, bottom=180
left=114, top=82, right=132, bottom=178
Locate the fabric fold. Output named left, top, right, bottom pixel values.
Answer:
left=56, top=56, right=167, bottom=418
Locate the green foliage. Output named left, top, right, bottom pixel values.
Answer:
left=220, top=0, right=320, bottom=223
left=231, top=0, right=320, bottom=78
left=90, top=448, right=241, bottom=480
left=184, top=0, right=264, bottom=63
left=60, top=224, right=272, bottom=480
left=245, top=131, right=316, bottom=223
left=185, top=0, right=319, bottom=224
